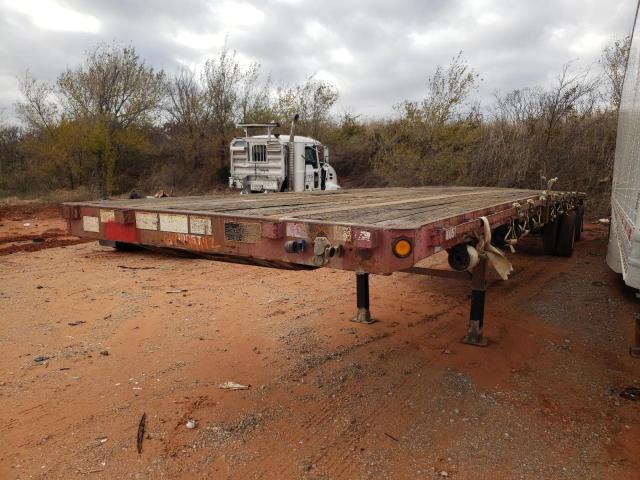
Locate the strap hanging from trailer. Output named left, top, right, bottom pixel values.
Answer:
left=475, top=216, right=514, bottom=280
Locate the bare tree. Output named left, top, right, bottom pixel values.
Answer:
left=492, top=87, right=543, bottom=124
left=202, top=48, right=243, bottom=135
left=274, top=76, right=339, bottom=137
left=600, top=35, right=631, bottom=110
left=57, top=42, right=165, bottom=130
left=539, top=64, right=599, bottom=148
left=420, top=51, right=479, bottom=126
left=201, top=47, right=262, bottom=167
left=238, top=64, right=273, bottom=123
left=163, top=68, right=214, bottom=176
left=15, top=72, right=58, bottom=134
left=165, top=68, right=211, bottom=130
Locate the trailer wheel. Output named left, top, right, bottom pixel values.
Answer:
left=555, top=211, right=576, bottom=257
left=574, top=205, right=584, bottom=241
left=542, top=218, right=558, bottom=255
left=491, top=224, right=510, bottom=248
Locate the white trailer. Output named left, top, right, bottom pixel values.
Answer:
left=607, top=3, right=640, bottom=289
left=228, top=120, right=340, bottom=194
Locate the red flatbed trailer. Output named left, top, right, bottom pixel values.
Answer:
left=62, top=186, right=584, bottom=345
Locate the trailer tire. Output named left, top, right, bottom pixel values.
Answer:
left=542, top=218, right=558, bottom=255
left=556, top=211, right=576, bottom=257
left=491, top=224, right=510, bottom=248
left=574, top=205, right=584, bottom=241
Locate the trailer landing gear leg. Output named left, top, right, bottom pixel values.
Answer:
left=352, top=272, right=376, bottom=324
left=462, top=257, right=489, bottom=347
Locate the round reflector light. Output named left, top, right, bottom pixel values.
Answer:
left=392, top=238, right=412, bottom=258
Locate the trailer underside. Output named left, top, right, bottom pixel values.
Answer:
left=62, top=186, right=584, bottom=346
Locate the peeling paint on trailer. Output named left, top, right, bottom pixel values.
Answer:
left=162, top=233, right=219, bottom=250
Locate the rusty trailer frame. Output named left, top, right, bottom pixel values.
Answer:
left=62, top=186, right=584, bottom=345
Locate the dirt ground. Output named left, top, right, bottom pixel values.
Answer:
left=0, top=204, right=87, bottom=255
left=0, top=205, right=639, bottom=480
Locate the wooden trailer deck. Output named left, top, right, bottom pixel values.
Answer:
left=62, top=186, right=582, bottom=275
left=67, top=187, right=539, bottom=227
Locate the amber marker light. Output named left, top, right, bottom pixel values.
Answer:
left=392, top=238, right=413, bottom=258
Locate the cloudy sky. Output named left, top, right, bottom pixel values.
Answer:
left=0, top=0, right=636, bottom=122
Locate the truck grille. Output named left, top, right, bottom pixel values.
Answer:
left=251, top=144, right=267, bottom=162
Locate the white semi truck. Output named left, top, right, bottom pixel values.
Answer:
left=228, top=118, right=340, bottom=193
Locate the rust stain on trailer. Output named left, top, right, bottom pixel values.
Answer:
left=164, top=233, right=220, bottom=250
left=308, top=224, right=329, bottom=240
left=224, top=221, right=261, bottom=243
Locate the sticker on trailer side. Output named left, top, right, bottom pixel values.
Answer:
left=444, top=227, right=456, bottom=241
left=354, top=230, right=371, bottom=242
left=189, top=216, right=212, bottom=235
left=135, top=212, right=159, bottom=230
left=224, top=221, right=261, bottom=243
left=82, top=216, right=100, bottom=232
left=286, top=222, right=308, bottom=238
left=333, top=225, right=352, bottom=242
left=100, top=209, right=115, bottom=223
left=159, top=214, right=189, bottom=233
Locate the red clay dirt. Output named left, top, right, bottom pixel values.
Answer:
left=0, top=204, right=89, bottom=255
left=0, top=207, right=639, bottom=479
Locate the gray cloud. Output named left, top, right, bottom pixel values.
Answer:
left=0, top=0, right=635, bottom=122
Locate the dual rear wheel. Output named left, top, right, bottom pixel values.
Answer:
left=543, top=208, right=581, bottom=258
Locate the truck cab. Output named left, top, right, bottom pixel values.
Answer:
left=228, top=123, right=340, bottom=193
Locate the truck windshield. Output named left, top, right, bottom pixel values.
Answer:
left=304, top=146, right=318, bottom=167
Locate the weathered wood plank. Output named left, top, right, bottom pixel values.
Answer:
left=67, top=187, right=543, bottom=228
